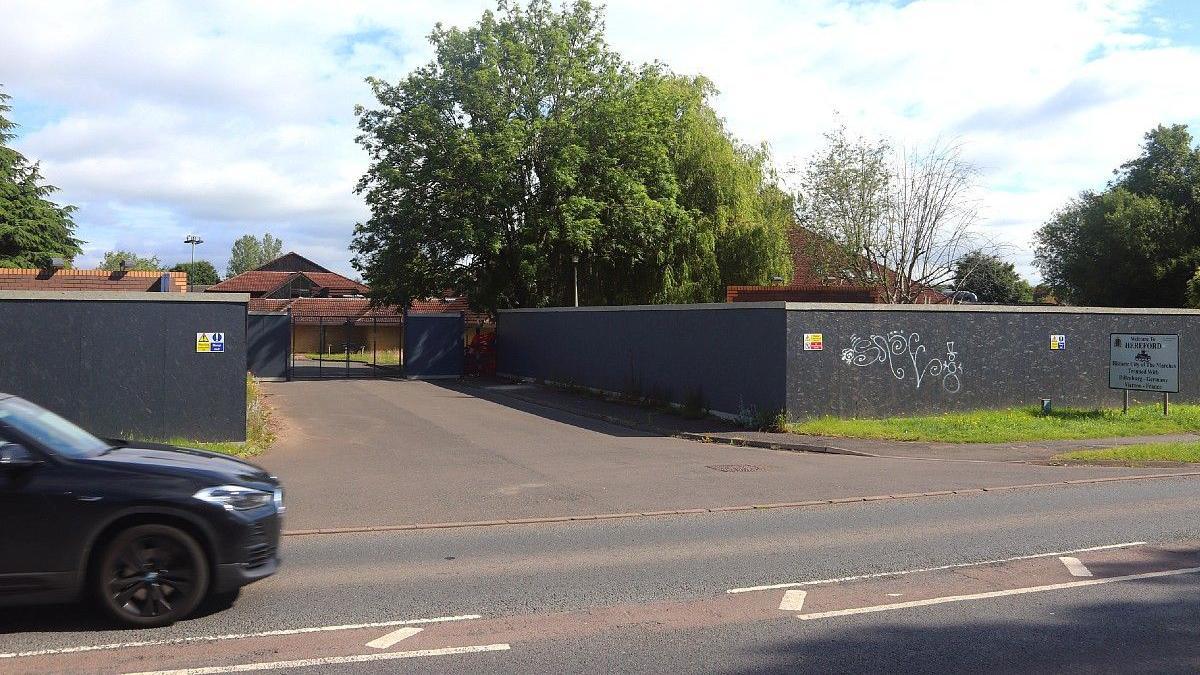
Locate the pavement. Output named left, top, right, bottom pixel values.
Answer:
left=463, top=377, right=1200, bottom=463
left=255, top=378, right=1195, bottom=531
left=3, top=477, right=1198, bottom=673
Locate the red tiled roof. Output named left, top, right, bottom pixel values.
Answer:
left=208, top=271, right=293, bottom=294
left=300, top=272, right=369, bottom=294
left=0, top=268, right=188, bottom=293
left=247, top=298, right=292, bottom=312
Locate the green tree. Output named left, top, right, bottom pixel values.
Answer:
left=952, top=251, right=1033, bottom=304
left=796, top=125, right=982, bottom=303
left=1035, top=124, right=1200, bottom=307
left=351, top=0, right=791, bottom=311
left=227, top=233, right=283, bottom=277
left=100, top=250, right=161, bottom=271
left=171, top=260, right=219, bottom=285
left=0, top=85, right=82, bottom=268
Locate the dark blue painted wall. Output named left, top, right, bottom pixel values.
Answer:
left=247, top=312, right=290, bottom=381
left=405, top=313, right=464, bottom=379
left=497, top=305, right=787, bottom=419
left=0, top=297, right=248, bottom=441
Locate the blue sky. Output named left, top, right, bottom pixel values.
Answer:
left=2, top=0, right=1199, bottom=280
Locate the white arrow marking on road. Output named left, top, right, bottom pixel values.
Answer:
left=1059, top=556, right=1093, bottom=577
left=778, top=589, right=807, bottom=612
left=366, top=626, right=423, bottom=649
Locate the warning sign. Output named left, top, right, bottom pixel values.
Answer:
left=1050, top=334, right=1066, bottom=350
left=196, top=332, right=225, bottom=353
left=803, top=333, right=824, bottom=351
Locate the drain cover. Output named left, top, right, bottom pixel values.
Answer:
left=706, top=464, right=763, bottom=473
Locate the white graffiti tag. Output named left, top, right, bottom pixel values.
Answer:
left=839, top=331, right=962, bottom=393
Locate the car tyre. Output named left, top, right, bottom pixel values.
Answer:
left=95, top=524, right=210, bottom=627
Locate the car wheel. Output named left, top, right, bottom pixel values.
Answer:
left=95, top=524, right=210, bottom=627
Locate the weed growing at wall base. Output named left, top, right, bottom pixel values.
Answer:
left=788, top=404, right=1200, bottom=443
left=139, top=374, right=277, bottom=458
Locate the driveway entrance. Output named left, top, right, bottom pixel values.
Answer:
left=255, top=379, right=1173, bottom=531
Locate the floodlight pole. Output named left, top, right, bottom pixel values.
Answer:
left=572, top=255, right=579, bottom=307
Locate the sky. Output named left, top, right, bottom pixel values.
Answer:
left=2, top=0, right=1198, bottom=280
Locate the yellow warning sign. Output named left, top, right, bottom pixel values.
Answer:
left=196, top=332, right=224, bottom=353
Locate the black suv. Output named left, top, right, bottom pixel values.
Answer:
left=0, top=393, right=282, bottom=627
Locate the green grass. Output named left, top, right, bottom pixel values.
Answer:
left=142, top=374, right=277, bottom=458
left=788, top=404, right=1200, bottom=444
left=301, top=350, right=401, bottom=365
left=1053, top=442, right=1200, bottom=464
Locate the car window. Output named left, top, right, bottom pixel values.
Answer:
left=0, top=398, right=110, bottom=459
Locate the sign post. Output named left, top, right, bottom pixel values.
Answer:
left=1109, top=334, right=1178, bottom=415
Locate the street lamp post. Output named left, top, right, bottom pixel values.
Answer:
left=571, top=255, right=579, bottom=307
left=184, top=234, right=204, bottom=288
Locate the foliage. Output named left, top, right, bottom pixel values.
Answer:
left=1187, top=268, right=1200, bottom=308
left=351, top=0, right=791, bottom=311
left=952, top=251, right=1033, bottom=304
left=100, top=250, right=161, bottom=271
left=170, top=260, right=220, bottom=285
left=1035, top=124, right=1200, bottom=307
left=1053, top=441, right=1200, bottom=465
left=227, top=233, right=283, bottom=278
left=788, top=404, right=1200, bottom=443
left=0, top=85, right=82, bottom=268
left=796, top=125, right=982, bottom=303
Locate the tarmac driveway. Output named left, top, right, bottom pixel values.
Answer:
left=258, top=379, right=1188, bottom=530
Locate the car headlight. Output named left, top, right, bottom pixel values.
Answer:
left=273, top=486, right=285, bottom=514
left=194, top=485, right=274, bottom=511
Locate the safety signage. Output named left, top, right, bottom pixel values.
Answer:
left=1109, top=333, right=1177, bottom=393
left=803, top=333, right=824, bottom=351
left=1050, top=334, right=1066, bottom=350
left=196, top=332, right=225, bottom=353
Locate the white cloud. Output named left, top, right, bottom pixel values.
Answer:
left=1, top=0, right=1197, bottom=280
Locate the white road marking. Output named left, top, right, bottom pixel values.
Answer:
left=1059, top=556, right=1093, bottom=577
left=0, top=614, right=481, bottom=660
left=778, top=589, right=807, bottom=612
left=122, top=643, right=512, bottom=675
left=726, top=541, right=1146, bottom=594
left=796, top=566, right=1200, bottom=621
left=365, top=626, right=423, bottom=649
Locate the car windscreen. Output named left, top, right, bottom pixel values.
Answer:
left=0, top=398, right=111, bottom=459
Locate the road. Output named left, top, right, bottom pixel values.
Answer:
left=4, top=475, right=1198, bottom=673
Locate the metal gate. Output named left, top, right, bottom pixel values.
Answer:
left=289, top=314, right=405, bottom=379
left=403, top=312, right=465, bottom=379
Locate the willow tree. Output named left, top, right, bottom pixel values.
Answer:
left=352, top=0, right=790, bottom=311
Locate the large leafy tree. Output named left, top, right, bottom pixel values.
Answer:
left=227, top=233, right=283, bottom=277
left=352, top=0, right=791, bottom=311
left=1035, top=124, right=1200, bottom=307
left=171, top=260, right=220, bottom=285
left=0, top=86, right=82, bottom=268
left=952, top=251, right=1033, bottom=304
left=100, top=250, right=161, bottom=271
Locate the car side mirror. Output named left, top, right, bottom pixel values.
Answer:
left=0, top=443, right=43, bottom=470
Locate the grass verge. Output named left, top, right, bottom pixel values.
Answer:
left=156, top=374, right=277, bottom=458
left=1053, top=442, right=1200, bottom=465
left=788, top=404, right=1200, bottom=443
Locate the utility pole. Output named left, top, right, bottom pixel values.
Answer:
left=572, top=255, right=579, bottom=307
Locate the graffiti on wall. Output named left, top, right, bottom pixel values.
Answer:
left=839, top=331, right=963, bottom=393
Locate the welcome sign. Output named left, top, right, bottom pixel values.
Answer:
left=1109, top=333, right=1178, bottom=393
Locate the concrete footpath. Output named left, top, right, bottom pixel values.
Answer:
left=463, top=377, right=1200, bottom=463
left=258, top=378, right=1196, bottom=531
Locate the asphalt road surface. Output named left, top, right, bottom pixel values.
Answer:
left=4, top=475, right=1198, bottom=673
